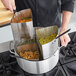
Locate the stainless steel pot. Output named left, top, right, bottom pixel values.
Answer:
left=16, top=48, right=59, bottom=74
left=9, top=27, right=70, bottom=74
left=9, top=25, right=59, bottom=74
left=36, top=26, right=58, bottom=59
left=10, top=43, right=59, bottom=74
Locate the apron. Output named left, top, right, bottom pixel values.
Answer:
left=15, top=0, right=61, bottom=27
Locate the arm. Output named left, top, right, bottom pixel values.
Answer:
left=60, top=11, right=72, bottom=46
left=1, top=0, right=16, bottom=12
left=60, top=0, right=75, bottom=46
left=61, top=11, right=72, bottom=30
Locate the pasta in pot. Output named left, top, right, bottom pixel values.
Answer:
left=17, top=39, right=39, bottom=60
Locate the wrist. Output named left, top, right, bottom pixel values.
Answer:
left=60, top=26, right=67, bottom=34
left=61, top=24, right=67, bottom=29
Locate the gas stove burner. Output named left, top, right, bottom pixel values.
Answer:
left=0, top=51, right=25, bottom=76
left=60, top=42, right=76, bottom=63
left=60, top=32, right=76, bottom=64
left=60, top=41, right=76, bottom=58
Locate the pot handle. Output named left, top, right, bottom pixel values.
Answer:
left=9, top=41, right=15, bottom=54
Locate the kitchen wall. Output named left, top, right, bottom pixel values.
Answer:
left=68, top=1, right=76, bottom=33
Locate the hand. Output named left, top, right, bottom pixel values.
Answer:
left=1, top=0, right=16, bottom=12
left=60, top=28, right=71, bottom=46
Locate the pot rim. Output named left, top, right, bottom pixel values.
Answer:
left=16, top=47, right=59, bottom=62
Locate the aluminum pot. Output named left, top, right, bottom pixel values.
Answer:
left=10, top=46, right=59, bottom=74
left=9, top=26, right=59, bottom=74
left=17, top=48, right=59, bottom=74
left=9, top=27, right=70, bottom=74
left=36, top=26, right=58, bottom=59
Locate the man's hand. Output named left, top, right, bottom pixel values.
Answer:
left=1, top=0, right=16, bottom=12
left=60, top=28, right=71, bottom=46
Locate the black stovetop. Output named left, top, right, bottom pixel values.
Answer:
left=0, top=32, right=76, bottom=76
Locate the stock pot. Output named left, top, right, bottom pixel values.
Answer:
left=10, top=25, right=59, bottom=74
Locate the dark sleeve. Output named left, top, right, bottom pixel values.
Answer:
left=61, top=0, right=75, bottom=12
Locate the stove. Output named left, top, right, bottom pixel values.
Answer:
left=60, top=32, right=76, bottom=64
left=0, top=32, right=76, bottom=76
left=0, top=52, right=25, bottom=76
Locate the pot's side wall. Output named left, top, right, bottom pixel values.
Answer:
left=16, top=48, right=59, bottom=74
